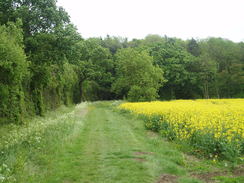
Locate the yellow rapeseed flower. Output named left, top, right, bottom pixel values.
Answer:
left=119, top=99, right=244, bottom=142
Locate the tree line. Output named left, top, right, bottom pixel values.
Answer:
left=0, top=0, right=243, bottom=124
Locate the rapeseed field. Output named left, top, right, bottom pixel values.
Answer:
left=119, top=99, right=244, bottom=160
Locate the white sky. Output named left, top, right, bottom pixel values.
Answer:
left=57, top=0, right=244, bottom=42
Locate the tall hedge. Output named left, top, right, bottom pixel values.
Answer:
left=0, top=22, right=28, bottom=124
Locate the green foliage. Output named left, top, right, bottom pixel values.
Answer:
left=0, top=22, right=28, bottom=124
left=0, top=1, right=81, bottom=123
left=0, top=0, right=70, bottom=37
left=127, top=86, right=158, bottom=102
left=197, top=38, right=244, bottom=98
left=79, top=39, right=115, bottom=100
left=113, top=48, right=164, bottom=101
left=101, top=35, right=128, bottom=54
left=24, top=24, right=82, bottom=114
left=149, top=38, right=200, bottom=99
left=189, top=131, right=242, bottom=161
left=81, top=80, right=99, bottom=101
left=61, top=62, right=78, bottom=105
left=187, top=38, right=201, bottom=57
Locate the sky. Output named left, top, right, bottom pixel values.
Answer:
left=57, top=0, right=244, bottom=42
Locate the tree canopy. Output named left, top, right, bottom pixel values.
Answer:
left=112, top=48, right=164, bottom=101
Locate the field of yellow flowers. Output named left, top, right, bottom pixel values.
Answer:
left=119, top=99, right=244, bottom=160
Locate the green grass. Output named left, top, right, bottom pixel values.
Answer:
left=214, top=176, right=244, bottom=183
left=0, top=101, right=243, bottom=183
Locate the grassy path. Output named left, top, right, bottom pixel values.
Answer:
left=3, top=102, right=243, bottom=183
left=26, top=102, right=200, bottom=183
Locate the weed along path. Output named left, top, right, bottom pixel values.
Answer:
left=7, top=102, right=242, bottom=183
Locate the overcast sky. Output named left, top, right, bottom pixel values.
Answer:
left=57, top=0, right=244, bottom=42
